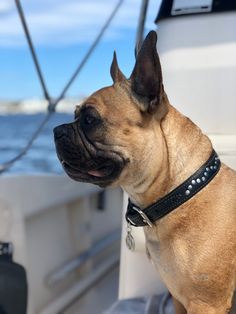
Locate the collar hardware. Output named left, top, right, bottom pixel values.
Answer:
left=126, top=150, right=221, bottom=227
left=130, top=205, right=154, bottom=227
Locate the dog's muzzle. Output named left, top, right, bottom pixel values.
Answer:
left=53, top=123, right=126, bottom=187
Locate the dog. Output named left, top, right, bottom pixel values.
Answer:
left=54, top=31, right=236, bottom=314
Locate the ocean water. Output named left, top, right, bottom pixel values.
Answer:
left=0, top=113, right=73, bottom=174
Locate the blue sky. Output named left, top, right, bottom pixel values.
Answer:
left=0, top=0, right=161, bottom=101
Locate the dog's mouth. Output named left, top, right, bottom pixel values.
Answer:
left=54, top=123, right=126, bottom=187
left=59, top=154, right=124, bottom=187
left=61, top=158, right=116, bottom=180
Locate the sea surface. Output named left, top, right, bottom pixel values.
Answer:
left=0, top=113, right=73, bottom=174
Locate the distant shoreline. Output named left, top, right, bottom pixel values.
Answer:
left=0, top=98, right=85, bottom=114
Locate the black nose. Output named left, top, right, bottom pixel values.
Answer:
left=53, top=124, right=70, bottom=140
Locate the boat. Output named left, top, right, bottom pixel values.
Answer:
left=0, top=0, right=235, bottom=313
left=0, top=0, right=124, bottom=313
left=0, top=175, right=122, bottom=314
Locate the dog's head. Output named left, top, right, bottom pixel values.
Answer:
left=54, top=31, right=168, bottom=188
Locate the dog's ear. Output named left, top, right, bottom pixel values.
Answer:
left=110, top=51, right=126, bottom=83
left=130, top=31, right=164, bottom=115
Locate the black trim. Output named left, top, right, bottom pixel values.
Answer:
left=126, top=150, right=221, bottom=227
left=155, top=0, right=236, bottom=23
left=0, top=243, right=28, bottom=314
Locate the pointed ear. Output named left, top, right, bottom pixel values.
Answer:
left=110, top=51, right=126, bottom=83
left=130, top=31, right=164, bottom=115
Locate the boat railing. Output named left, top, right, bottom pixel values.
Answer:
left=46, top=229, right=121, bottom=288
left=42, top=230, right=121, bottom=314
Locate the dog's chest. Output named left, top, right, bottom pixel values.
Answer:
left=146, top=233, right=179, bottom=277
left=145, top=229, right=192, bottom=300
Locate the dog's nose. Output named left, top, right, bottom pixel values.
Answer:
left=53, top=125, right=70, bottom=140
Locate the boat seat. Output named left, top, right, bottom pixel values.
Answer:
left=104, top=292, right=174, bottom=314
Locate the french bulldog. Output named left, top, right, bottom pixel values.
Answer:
left=54, top=31, right=236, bottom=314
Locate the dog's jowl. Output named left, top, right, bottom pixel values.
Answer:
left=54, top=31, right=236, bottom=314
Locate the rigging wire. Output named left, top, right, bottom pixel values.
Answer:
left=0, top=0, right=124, bottom=175
left=49, top=0, right=124, bottom=112
left=15, top=0, right=50, bottom=102
left=135, top=0, right=149, bottom=57
left=0, top=113, right=53, bottom=173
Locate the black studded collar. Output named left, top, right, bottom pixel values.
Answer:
left=126, top=150, right=221, bottom=227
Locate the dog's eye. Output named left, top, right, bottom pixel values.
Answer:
left=84, top=113, right=95, bottom=125
left=80, top=107, right=101, bottom=131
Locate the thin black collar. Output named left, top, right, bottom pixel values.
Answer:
left=126, top=150, right=221, bottom=227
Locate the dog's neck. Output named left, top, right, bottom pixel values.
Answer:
left=122, top=102, right=212, bottom=209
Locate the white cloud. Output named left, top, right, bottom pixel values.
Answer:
left=0, top=0, right=14, bottom=13
left=0, top=0, right=160, bottom=47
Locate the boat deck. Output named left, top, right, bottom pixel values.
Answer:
left=64, top=267, right=119, bottom=314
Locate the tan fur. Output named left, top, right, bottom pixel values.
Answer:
left=77, top=83, right=236, bottom=313
left=70, top=30, right=236, bottom=312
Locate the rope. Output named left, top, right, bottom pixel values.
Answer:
left=0, top=112, right=53, bottom=174
left=0, top=0, right=124, bottom=174
left=49, top=0, right=124, bottom=112
left=15, top=0, right=50, bottom=102
left=135, top=0, right=149, bottom=57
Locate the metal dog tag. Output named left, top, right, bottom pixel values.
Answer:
left=126, top=223, right=135, bottom=251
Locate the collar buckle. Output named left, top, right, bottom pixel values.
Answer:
left=132, top=205, right=154, bottom=227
